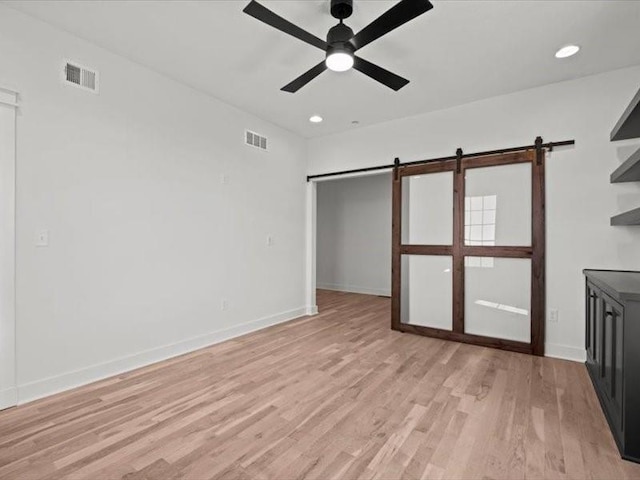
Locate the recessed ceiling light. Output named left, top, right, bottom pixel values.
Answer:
left=555, top=45, right=580, bottom=59
left=309, top=115, right=323, bottom=123
left=351, top=120, right=360, bottom=125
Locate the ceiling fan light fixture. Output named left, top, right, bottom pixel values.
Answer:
left=243, top=0, right=434, bottom=92
left=326, top=51, right=354, bottom=72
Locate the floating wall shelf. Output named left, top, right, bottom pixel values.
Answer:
left=611, top=147, right=640, bottom=183
left=611, top=207, right=640, bottom=226
left=611, top=87, right=640, bottom=141
left=610, top=86, right=640, bottom=226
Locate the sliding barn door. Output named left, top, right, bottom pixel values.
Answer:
left=392, top=150, right=545, bottom=355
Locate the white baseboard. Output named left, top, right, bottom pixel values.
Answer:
left=545, top=343, right=586, bottom=363
left=12, top=308, right=586, bottom=405
left=17, top=306, right=307, bottom=405
left=317, top=283, right=391, bottom=297
left=0, top=387, right=17, bottom=410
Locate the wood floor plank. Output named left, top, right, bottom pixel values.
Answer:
left=1, top=289, right=639, bottom=480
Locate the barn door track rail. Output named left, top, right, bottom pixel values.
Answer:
left=306, top=138, right=575, bottom=181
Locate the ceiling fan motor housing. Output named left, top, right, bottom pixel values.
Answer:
left=326, top=22, right=355, bottom=52
left=330, top=0, right=353, bottom=20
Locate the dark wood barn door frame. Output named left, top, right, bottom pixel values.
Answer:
left=391, top=145, right=546, bottom=356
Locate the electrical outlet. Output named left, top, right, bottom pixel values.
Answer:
left=36, top=230, right=49, bottom=247
left=221, top=299, right=229, bottom=311
left=549, top=308, right=559, bottom=323
left=220, top=174, right=229, bottom=185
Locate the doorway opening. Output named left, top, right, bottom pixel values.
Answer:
left=312, top=172, right=392, bottom=313
left=307, top=140, right=552, bottom=356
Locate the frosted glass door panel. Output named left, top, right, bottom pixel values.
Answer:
left=401, top=255, right=452, bottom=330
left=402, top=172, right=453, bottom=245
left=465, top=163, right=531, bottom=246
left=464, top=257, right=531, bottom=342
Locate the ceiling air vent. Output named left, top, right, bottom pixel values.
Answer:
left=63, top=61, right=99, bottom=93
left=245, top=130, right=268, bottom=151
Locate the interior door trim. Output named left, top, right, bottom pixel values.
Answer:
left=0, top=88, right=18, bottom=409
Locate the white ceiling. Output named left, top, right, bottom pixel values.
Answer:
left=4, top=0, right=640, bottom=137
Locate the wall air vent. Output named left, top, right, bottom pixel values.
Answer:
left=63, top=61, right=99, bottom=93
left=245, top=130, right=268, bottom=151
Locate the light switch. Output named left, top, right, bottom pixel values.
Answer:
left=36, top=230, right=49, bottom=247
left=266, top=235, right=274, bottom=246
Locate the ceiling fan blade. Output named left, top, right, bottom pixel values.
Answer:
left=281, top=61, right=328, bottom=93
left=350, top=0, right=433, bottom=51
left=353, top=56, right=409, bottom=91
left=243, top=1, right=328, bottom=51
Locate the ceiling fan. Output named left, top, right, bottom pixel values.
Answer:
left=243, top=0, right=434, bottom=93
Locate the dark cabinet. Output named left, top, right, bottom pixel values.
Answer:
left=584, top=270, right=640, bottom=463
left=585, top=283, right=599, bottom=371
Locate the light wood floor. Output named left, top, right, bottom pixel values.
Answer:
left=1, top=290, right=639, bottom=480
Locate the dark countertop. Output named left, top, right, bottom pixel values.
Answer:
left=584, top=269, right=640, bottom=302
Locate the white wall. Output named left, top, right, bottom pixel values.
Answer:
left=0, top=87, right=17, bottom=409
left=2, top=4, right=639, bottom=402
left=309, top=66, right=640, bottom=361
left=0, top=5, right=308, bottom=404
left=316, top=173, right=392, bottom=297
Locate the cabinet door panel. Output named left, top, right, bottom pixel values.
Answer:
left=596, top=296, right=605, bottom=379
left=602, top=293, right=624, bottom=430
left=586, top=283, right=599, bottom=365
left=612, top=303, right=624, bottom=426
left=603, top=306, right=614, bottom=393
